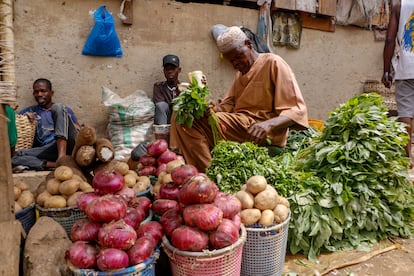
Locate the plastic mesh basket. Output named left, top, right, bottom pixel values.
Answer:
left=162, top=225, right=246, bottom=276
left=35, top=204, right=86, bottom=237
left=363, top=80, right=397, bottom=112
left=70, top=247, right=160, bottom=276
left=15, top=203, right=36, bottom=235
left=241, top=213, right=290, bottom=276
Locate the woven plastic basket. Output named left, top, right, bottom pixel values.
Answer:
left=162, top=225, right=246, bottom=276
left=35, top=205, right=86, bottom=237
left=15, top=114, right=36, bottom=150
left=15, top=203, right=36, bottom=235
left=363, top=80, right=397, bottom=112
left=241, top=213, right=290, bottom=276
left=70, top=247, right=160, bottom=276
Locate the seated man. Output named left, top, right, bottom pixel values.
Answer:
left=12, top=78, right=80, bottom=171
left=170, top=26, right=309, bottom=172
left=153, top=54, right=182, bottom=125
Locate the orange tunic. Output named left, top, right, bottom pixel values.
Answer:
left=170, top=53, right=308, bottom=172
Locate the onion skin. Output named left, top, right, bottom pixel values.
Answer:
left=127, top=236, right=155, bottom=266
left=136, top=221, right=164, bottom=245
left=170, top=164, right=198, bottom=186
left=128, top=196, right=152, bottom=216
left=152, top=199, right=180, bottom=216
left=85, top=194, right=127, bottom=223
left=70, top=218, right=102, bottom=242
left=146, top=139, right=168, bottom=157
left=66, top=241, right=97, bottom=269
left=139, top=154, right=157, bottom=166
left=171, top=225, right=209, bottom=252
left=160, top=208, right=184, bottom=237
left=92, top=170, right=125, bottom=195
left=213, top=192, right=242, bottom=219
left=138, top=166, right=157, bottom=176
left=115, top=186, right=136, bottom=203
left=158, top=183, right=180, bottom=200
left=209, top=219, right=239, bottom=250
left=183, top=204, right=223, bottom=231
left=76, top=192, right=99, bottom=212
left=157, top=150, right=177, bottom=166
left=178, top=174, right=218, bottom=205
left=96, top=248, right=129, bottom=271
left=98, top=219, right=137, bottom=250
left=124, top=207, right=146, bottom=230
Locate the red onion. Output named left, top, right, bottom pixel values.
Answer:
left=155, top=163, right=167, bottom=176
left=178, top=174, right=218, bottom=205
left=66, top=241, right=97, bottom=269
left=160, top=208, right=183, bottom=237
left=231, top=214, right=241, bottom=231
left=209, top=219, right=239, bottom=250
left=115, top=186, right=136, bottom=202
left=171, top=225, right=209, bottom=252
left=158, top=183, right=180, bottom=200
left=136, top=221, right=164, bottom=245
left=70, top=218, right=101, bottom=242
left=138, top=166, right=157, bottom=176
left=76, top=192, right=99, bottom=212
left=124, top=207, right=146, bottom=229
left=92, top=170, right=125, bottom=195
left=85, top=194, right=127, bottom=223
left=152, top=199, right=180, bottom=216
left=98, top=219, right=137, bottom=250
left=128, top=196, right=152, bottom=216
left=139, top=154, right=157, bottom=166
left=127, top=236, right=155, bottom=266
left=96, top=248, right=129, bottom=271
left=171, top=164, right=198, bottom=186
left=183, top=204, right=223, bottom=231
left=213, top=192, right=242, bottom=219
left=146, top=139, right=168, bottom=157
left=157, top=150, right=177, bottom=165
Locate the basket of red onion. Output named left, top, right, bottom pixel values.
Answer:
left=151, top=166, right=247, bottom=276
left=66, top=169, right=162, bottom=274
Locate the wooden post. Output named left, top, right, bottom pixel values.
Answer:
left=0, top=0, right=21, bottom=275
left=120, top=0, right=133, bottom=25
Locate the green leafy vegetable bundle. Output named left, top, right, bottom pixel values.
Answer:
left=289, top=92, right=414, bottom=260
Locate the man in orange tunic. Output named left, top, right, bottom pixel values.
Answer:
left=170, top=26, right=308, bottom=172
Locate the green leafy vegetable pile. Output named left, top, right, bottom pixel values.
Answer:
left=289, top=92, right=414, bottom=260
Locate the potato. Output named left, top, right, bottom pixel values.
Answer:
left=36, top=190, right=52, bottom=207
left=46, top=178, right=61, bottom=195
left=59, top=179, right=81, bottom=196
left=17, top=190, right=34, bottom=209
left=235, top=190, right=254, bottom=209
left=54, top=165, right=74, bottom=181
left=259, top=209, right=275, bottom=227
left=275, top=195, right=290, bottom=208
left=14, top=186, right=22, bottom=201
left=151, top=181, right=162, bottom=196
left=245, top=175, right=267, bottom=195
left=113, top=161, right=130, bottom=175
left=240, top=208, right=262, bottom=226
left=14, top=180, right=30, bottom=191
left=67, top=191, right=83, bottom=207
left=15, top=201, right=22, bottom=213
left=124, top=173, right=137, bottom=188
left=80, top=181, right=94, bottom=192
left=44, top=195, right=67, bottom=209
left=240, top=184, right=247, bottom=191
left=161, top=173, right=173, bottom=185
left=137, top=175, right=151, bottom=188
left=254, top=185, right=279, bottom=211
left=273, top=204, right=289, bottom=224
left=166, top=159, right=185, bottom=173
left=127, top=170, right=138, bottom=179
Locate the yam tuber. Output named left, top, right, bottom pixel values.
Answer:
left=71, top=125, right=97, bottom=158
left=94, top=138, right=115, bottom=163
left=75, top=145, right=96, bottom=167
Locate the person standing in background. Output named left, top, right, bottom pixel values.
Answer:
left=153, top=54, right=181, bottom=125
left=382, top=1, right=414, bottom=168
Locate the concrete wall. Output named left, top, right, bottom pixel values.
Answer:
left=14, top=0, right=385, bottom=137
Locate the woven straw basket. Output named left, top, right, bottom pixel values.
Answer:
left=363, top=80, right=397, bottom=112
left=15, top=114, right=36, bottom=150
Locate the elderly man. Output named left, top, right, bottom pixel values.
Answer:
left=170, top=26, right=308, bottom=172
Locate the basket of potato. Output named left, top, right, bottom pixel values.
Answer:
left=235, top=175, right=290, bottom=276
left=35, top=165, right=90, bottom=236
left=14, top=179, right=36, bottom=235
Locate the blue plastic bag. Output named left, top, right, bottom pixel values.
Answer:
left=82, top=5, right=123, bottom=57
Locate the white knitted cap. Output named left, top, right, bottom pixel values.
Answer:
left=216, top=26, right=247, bottom=53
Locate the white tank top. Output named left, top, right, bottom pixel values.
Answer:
left=394, top=0, right=414, bottom=80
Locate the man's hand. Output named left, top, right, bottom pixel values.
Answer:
left=248, top=121, right=272, bottom=145
left=25, top=112, right=37, bottom=122
left=382, top=72, right=393, bottom=88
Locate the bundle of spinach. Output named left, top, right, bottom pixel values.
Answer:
left=288, top=92, right=414, bottom=261
left=172, top=77, right=223, bottom=144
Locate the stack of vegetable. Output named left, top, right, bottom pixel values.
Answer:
left=66, top=169, right=163, bottom=272
left=287, top=93, right=414, bottom=260
left=154, top=169, right=243, bottom=251
left=235, top=175, right=290, bottom=227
